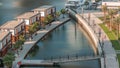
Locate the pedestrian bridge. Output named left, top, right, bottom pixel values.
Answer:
left=21, top=55, right=102, bottom=66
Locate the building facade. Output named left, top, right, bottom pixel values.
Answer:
left=32, top=5, right=56, bottom=23
left=0, top=20, right=25, bottom=42
left=0, top=31, right=12, bottom=56
left=16, top=12, right=41, bottom=32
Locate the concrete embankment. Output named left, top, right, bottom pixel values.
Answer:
left=68, top=9, right=102, bottom=55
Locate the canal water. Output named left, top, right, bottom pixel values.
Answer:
left=24, top=20, right=100, bottom=68
left=0, top=0, right=100, bottom=68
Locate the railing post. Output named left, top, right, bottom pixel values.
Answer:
left=88, top=13, right=91, bottom=25
left=51, top=56, right=53, bottom=61
left=67, top=55, right=69, bottom=60
left=76, top=54, right=78, bottom=59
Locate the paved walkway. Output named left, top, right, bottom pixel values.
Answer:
left=12, top=18, right=70, bottom=68
left=81, top=13, right=119, bottom=68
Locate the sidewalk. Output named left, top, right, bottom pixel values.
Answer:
left=12, top=18, right=70, bottom=68
left=82, top=13, right=119, bottom=68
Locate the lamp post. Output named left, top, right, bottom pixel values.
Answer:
left=39, top=12, right=42, bottom=29
left=81, top=7, right=84, bottom=18
left=88, top=13, right=91, bottom=25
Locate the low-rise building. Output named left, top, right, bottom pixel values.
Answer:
left=102, top=2, right=120, bottom=9
left=16, top=12, right=40, bottom=32
left=0, top=20, right=25, bottom=42
left=32, top=5, right=56, bottom=23
left=0, top=31, right=12, bottom=56
left=65, top=0, right=81, bottom=7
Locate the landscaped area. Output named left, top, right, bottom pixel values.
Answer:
left=99, top=4, right=120, bottom=67
left=99, top=4, right=120, bottom=50
left=99, top=24, right=120, bottom=50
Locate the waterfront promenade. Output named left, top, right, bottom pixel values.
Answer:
left=12, top=18, right=70, bottom=68
left=68, top=8, right=119, bottom=68
left=80, top=13, right=119, bottom=68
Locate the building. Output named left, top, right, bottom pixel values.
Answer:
left=0, top=31, right=12, bottom=56
left=16, top=12, right=40, bottom=32
left=32, top=5, right=56, bottom=23
left=102, top=2, right=120, bottom=9
left=0, top=20, right=25, bottom=42
left=65, top=0, right=85, bottom=7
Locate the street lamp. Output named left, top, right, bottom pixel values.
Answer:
left=88, top=13, right=91, bottom=25
left=81, top=7, right=84, bottom=18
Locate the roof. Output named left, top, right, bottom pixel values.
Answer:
left=32, top=5, right=54, bottom=11
left=102, top=2, right=120, bottom=7
left=0, top=31, right=10, bottom=41
left=16, top=12, right=39, bottom=19
left=0, top=20, right=24, bottom=29
left=67, top=0, right=80, bottom=1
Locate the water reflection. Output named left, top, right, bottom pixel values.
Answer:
left=27, top=45, right=39, bottom=57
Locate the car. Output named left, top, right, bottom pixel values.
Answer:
left=92, top=2, right=98, bottom=6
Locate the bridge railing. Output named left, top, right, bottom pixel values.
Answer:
left=42, top=54, right=102, bottom=63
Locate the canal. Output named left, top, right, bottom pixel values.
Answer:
left=23, top=20, right=100, bottom=68
left=0, top=0, right=100, bottom=68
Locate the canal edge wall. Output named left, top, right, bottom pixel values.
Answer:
left=68, top=9, right=103, bottom=68
left=68, top=9, right=102, bottom=56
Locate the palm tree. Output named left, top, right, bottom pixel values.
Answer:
left=33, top=22, right=39, bottom=30
left=108, top=9, right=117, bottom=31
left=29, top=25, right=35, bottom=39
left=13, top=41, right=20, bottom=50
left=13, top=40, right=23, bottom=53
left=114, top=16, right=120, bottom=40
left=44, top=17, right=49, bottom=25
left=61, top=8, right=66, bottom=18
left=19, top=35, right=25, bottom=44
left=102, top=4, right=107, bottom=23
left=55, top=11, right=61, bottom=21
left=47, top=15, right=53, bottom=23
left=3, top=52, right=15, bottom=68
